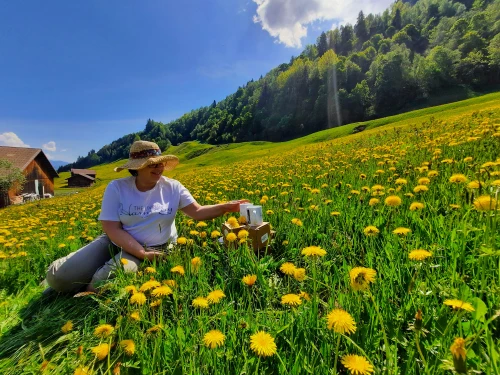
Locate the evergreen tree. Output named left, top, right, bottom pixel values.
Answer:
left=317, top=32, right=328, bottom=57
left=392, top=8, right=402, bottom=30
left=355, top=11, right=369, bottom=44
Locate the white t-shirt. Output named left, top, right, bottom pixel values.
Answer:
left=98, top=176, right=196, bottom=246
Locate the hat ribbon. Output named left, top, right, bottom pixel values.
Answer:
left=130, top=149, right=162, bottom=159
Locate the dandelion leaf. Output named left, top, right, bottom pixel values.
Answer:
left=471, top=297, right=487, bottom=322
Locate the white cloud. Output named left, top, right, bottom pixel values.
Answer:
left=44, top=152, right=54, bottom=160
left=42, top=141, right=57, bottom=152
left=252, top=0, right=394, bottom=48
left=0, top=132, right=30, bottom=147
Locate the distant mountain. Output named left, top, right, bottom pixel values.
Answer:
left=50, top=160, right=68, bottom=170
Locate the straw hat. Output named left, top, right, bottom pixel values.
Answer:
left=114, top=140, right=179, bottom=172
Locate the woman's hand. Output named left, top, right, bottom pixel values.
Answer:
left=144, top=250, right=166, bottom=262
left=224, top=199, right=251, bottom=213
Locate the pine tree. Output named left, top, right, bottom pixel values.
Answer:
left=355, top=11, right=368, bottom=44
left=317, top=32, right=328, bottom=57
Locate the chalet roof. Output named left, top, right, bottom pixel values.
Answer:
left=0, top=146, right=59, bottom=178
left=66, top=173, right=95, bottom=181
left=71, top=169, right=96, bottom=175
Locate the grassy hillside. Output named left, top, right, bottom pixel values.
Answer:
left=55, top=92, right=500, bottom=191
left=54, top=91, right=500, bottom=188
left=1, top=93, right=499, bottom=374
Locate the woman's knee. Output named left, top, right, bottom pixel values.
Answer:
left=46, top=261, right=80, bottom=293
left=90, top=251, right=142, bottom=288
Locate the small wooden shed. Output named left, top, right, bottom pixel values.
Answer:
left=0, top=146, right=59, bottom=208
left=66, top=169, right=96, bottom=187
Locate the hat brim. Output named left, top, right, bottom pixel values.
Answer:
left=114, top=155, right=179, bottom=172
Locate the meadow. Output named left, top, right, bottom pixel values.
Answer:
left=0, top=94, right=499, bottom=374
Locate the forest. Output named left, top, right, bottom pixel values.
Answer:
left=60, top=0, right=500, bottom=172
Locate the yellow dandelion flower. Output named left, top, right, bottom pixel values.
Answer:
left=238, top=230, right=249, bottom=240
left=266, top=210, right=274, bottom=215
left=450, top=337, right=467, bottom=374
left=350, top=267, right=377, bottom=291
left=363, top=226, right=379, bottom=236
left=58, top=244, right=66, bottom=248
left=207, top=289, right=226, bottom=304
left=226, top=232, right=238, bottom=242
left=280, top=262, right=296, bottom=275
left=203, top=330, right=226, bottom=349
left=150, top=299, right=162, bottom=307
left=393, top=227, right=411, bottom=236
left=443, top=299, right=475, bottom=312
left=395, top=178, right=407, bottom=185
left=139, top=280, right=161, bottom=292
left=196, top=221, right=208, bottom=228
left=418, top=177, right=430, bottom=185
left=299, top=291, right=311, bottom=301
left=146, top=324, right=164, bottom=334
left=428, top=170, right=438, bottom=177
left=177, top=237, right=187, bottom=245
left=171, top=265, right=185, bottom=276
left=192, top=297, right=209, bottom=309
left=369, top=198, right=379, bottom=206
left=409, top=202, right=424, bottom=211
left=449, top=174, right=467, bottom=183
left=281, top=294, right=302, bottom=307
left=473, top=195, right=497, bottom=211
left=163, top=279, right=177, bottom=287
left=74, top=367, right=90, bottom=375
left=151, top=285, right=173, bottom=297
left=250, top=331, right=277, bottom=357
left=409, top=250, right=432, bottom=261
left=91, top=343, right=110, bottom=361
left=226, top=217, right=239, bottom=228
left=144, top=267, right=156, bottom=274
left=293, top=268, right=306, bottom=282
left=341, top=354, right=374, bottom=375
left=450, top=204, right=461, bottom=209
left=129, top=311, right=140, bottom=321
left=282, top=240, right=289, bottom=245
left=238, top=216, right=247, bottom=224
left=124, top=285, right=137, bottom=294
left=242, top=274, right=257, bottom=286
left=120, top=339, right=135, bottom=356
left=413, top=185, right=428, bottom=193
left=191, top=256, right=202, bottom=270
left=94, top=324, right=114, bottom=338
left=301, top=246, right=326, bottom=257
left=211, top=230, right=221, bottom=239
left=490, top=179, right=500, bottom=187
left=130, top=292, right=147, bottom=305
left=330, top=211, right=341, bottom=216
left=61, top=320, right=73, bottom=334
left=120, top=258, right=129, bottom=265
left=326, top=309, right=356, bottom=334
left=385, top=195, right=402, bottom=206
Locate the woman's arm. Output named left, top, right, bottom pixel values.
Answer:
left=101, top=221, right=164, bottom=261
left=180, top=200, right=249, bottom=221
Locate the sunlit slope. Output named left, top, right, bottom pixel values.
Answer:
left=55, top=91, right=500, bottom=187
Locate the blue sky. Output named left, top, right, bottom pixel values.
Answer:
left=0, top=0, right=392, bottom=163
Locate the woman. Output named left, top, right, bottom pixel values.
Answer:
left=46, top=140, right=247, bottom=293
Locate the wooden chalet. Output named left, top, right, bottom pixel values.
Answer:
left=66, top=169, right=96, bottom=187
left=0, top=146, right=59, bottom=208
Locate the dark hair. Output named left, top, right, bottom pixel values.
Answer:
left=128, top=169, right=138, bottom=176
